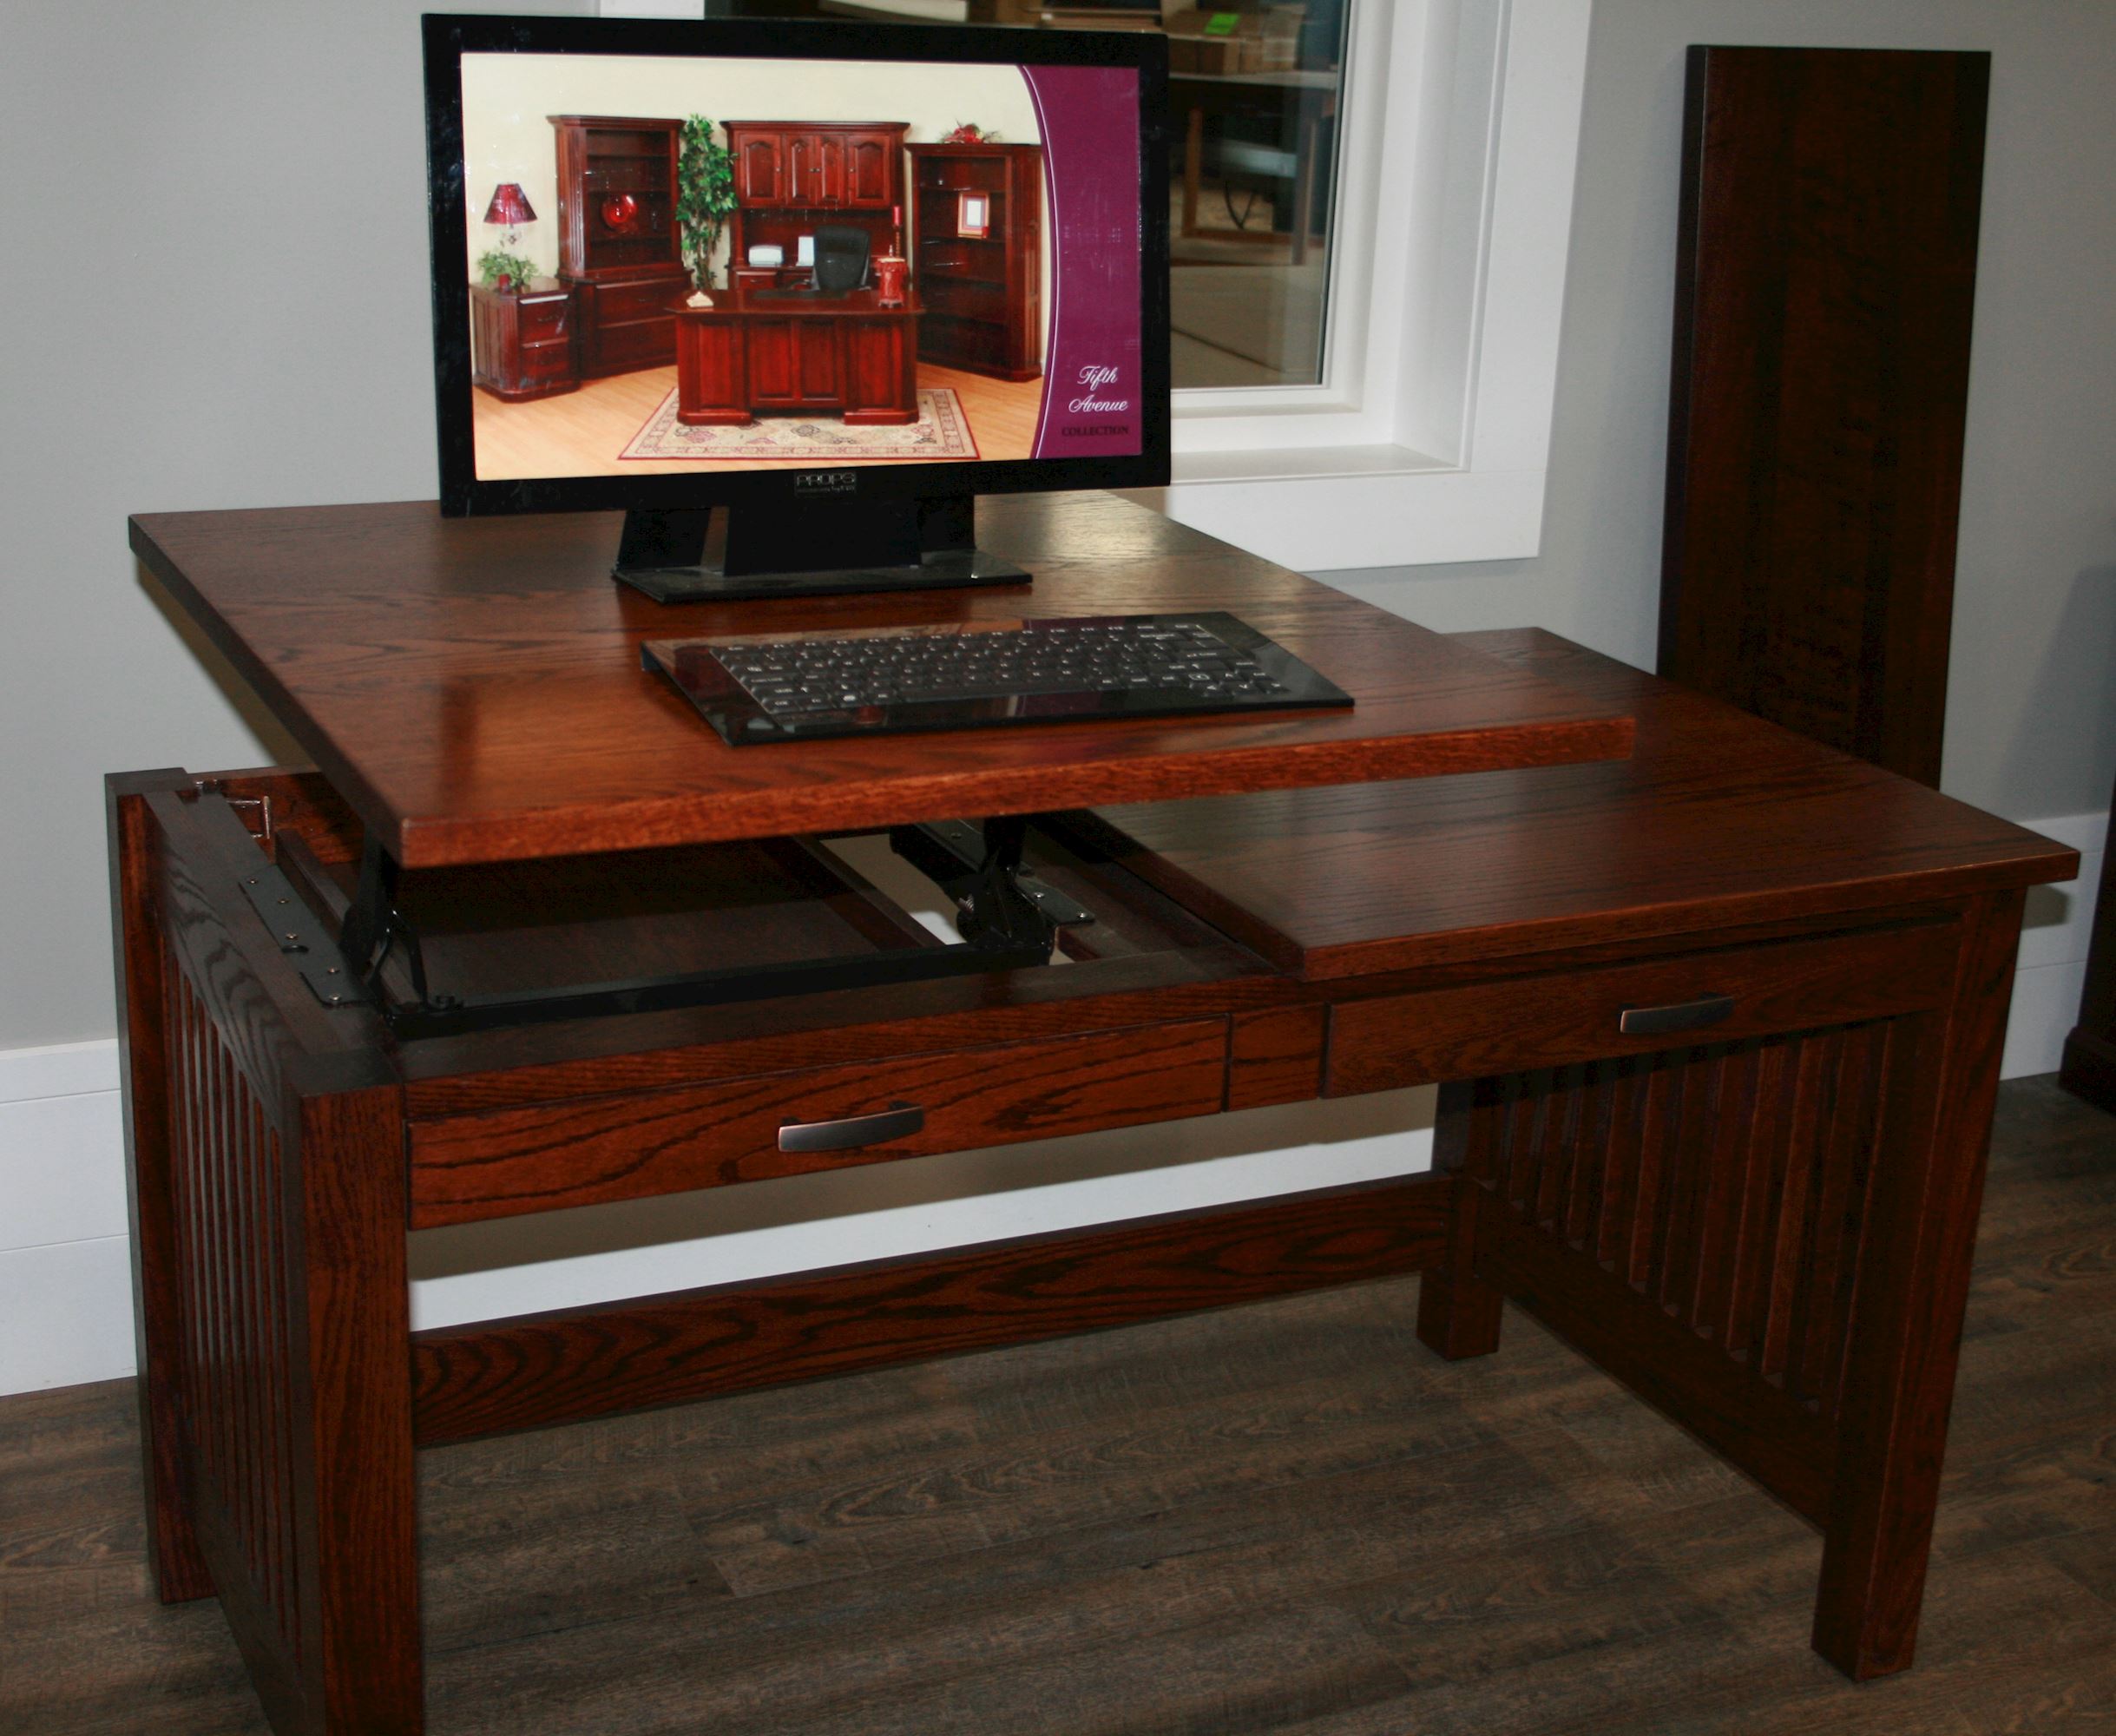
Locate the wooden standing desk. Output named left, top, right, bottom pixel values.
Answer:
left=115, top=493, right=2072, bottom=1734
left=672, top=286, right=922, bottom=427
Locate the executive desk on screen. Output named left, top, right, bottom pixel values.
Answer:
left=115, top=492, right=2072, bottom=1735
left=673, top=285, right=922, bottom=426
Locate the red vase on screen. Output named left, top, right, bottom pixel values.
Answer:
left=873, top=253, right=908, bottom=307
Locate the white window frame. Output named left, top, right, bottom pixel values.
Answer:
left=1155, top=0, right=1594, bottom=572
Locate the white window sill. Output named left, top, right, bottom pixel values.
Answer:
left=1123, top=447, right=1548, bottom=573
left=1167, top=444, right=1454, bottom=485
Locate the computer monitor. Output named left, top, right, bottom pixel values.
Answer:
left=423, top=13, right=1171, bottom=602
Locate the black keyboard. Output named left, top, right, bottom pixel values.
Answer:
left=642, top=612, right=1354, bottom=746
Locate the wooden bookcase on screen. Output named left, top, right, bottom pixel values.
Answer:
left=550, top=115, right=692, bottom=378
left=723, top=121, right=910, bottom=293
left=908, top=143, right=1042, bottom=381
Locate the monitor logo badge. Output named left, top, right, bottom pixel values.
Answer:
left=794, top=470, right=860, bottom=496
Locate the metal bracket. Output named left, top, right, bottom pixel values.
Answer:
left=338, top=833, right=441, bottom=1009
left=889, top=818, right=1096, bottom=950
left=251, top=816, right=1093, bottom=1040
left=233, top=859, right=364, bottom=1009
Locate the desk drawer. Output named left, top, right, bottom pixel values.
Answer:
left=590, top=278, right=684, bottom=324
left=411, top=1018, right=1229, bottom=1226
left=1326, top=924, right=1955, bottom=1097
left=517, top=294, right=572, bottom=341
left=520, top=339, right=575, bottom=382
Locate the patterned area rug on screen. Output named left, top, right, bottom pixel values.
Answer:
left=619, top=387, right=978, bottom=461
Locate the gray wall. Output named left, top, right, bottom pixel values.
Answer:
left=1, top=1, right=584, bottom=1050
left=1330, top=0, right=2116, bottom=832
left=3, top=0, right=2114, bottom=1049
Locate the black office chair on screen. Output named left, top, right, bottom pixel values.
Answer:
left=812, top=225, right=871, bottom=292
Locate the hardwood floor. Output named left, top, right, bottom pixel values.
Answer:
left=470, top=362, right=1044, bottom=478
left=3, top=1075, right=2113, bottom=1734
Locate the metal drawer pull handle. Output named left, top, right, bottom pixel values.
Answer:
left=779, top=1101, right=925, bottom=1154
left=1619, top=993, right=1735, bottom=1036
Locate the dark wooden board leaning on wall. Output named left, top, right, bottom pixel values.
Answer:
left=1658, top=46, right=1989, bottom=787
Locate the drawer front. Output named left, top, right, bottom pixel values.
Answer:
left=411, top=1018, right=1229, bottom=1226
left=591, top=312, right=676, bottom=372
left=520, top=338, right=575, bottom=381
left=1327, top=924, right=1955, bottom=1097
left=919, top=312, right=1008, bottom=372
left=923, top=275, right=1008, bottom=322
left=591, top=277, right=684, bottom=324
left=518, top=294, right=572, bottom=339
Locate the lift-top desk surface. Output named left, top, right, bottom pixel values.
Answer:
left=126, top=493, right=1637, bottom=868
left=114, top=491, right=2074, bottom=1735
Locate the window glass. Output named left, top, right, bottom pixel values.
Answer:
left=709, top=0, right=1350, bottom=387
left=1155, top=0, right=1348, bottom=386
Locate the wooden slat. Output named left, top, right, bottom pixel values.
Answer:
left=412, top=1174, right=1455, bottom=1445
left=1473, top=1201, right=1836, bottom=1524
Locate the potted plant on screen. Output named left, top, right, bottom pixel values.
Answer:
left=679, top=115, right=739, bottom=296
left=475, top=248, right=537, bottom=294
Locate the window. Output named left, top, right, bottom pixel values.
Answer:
left=1162, top=0, right=1594, bottom=573
left=1163, top=0, right=1351, bottom=389
left=628, top=0, right=1594, bottom=569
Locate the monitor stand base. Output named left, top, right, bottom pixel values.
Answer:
left=612, top=499, right=1031, bottom=603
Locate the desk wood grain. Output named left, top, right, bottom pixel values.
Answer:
left=128, top=495, right=1633, bottom=868
left=1086, top=631, right=2073, bottom=980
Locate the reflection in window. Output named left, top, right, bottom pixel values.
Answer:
left=1153, top=0, right=1348, bottom=387
left=709, top=0, right=1351, bottom=388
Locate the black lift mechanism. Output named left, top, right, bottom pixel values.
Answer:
left=282, top=817, right=1095, bottom=1041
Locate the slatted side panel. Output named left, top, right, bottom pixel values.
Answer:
left=1468, top=1023, right=1890, bottom=1417
left=162, top=936, right=305, bottom=1666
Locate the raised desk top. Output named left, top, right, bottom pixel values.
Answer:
left=128, top=493, right=1633, bottom=869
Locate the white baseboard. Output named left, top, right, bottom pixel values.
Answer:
left=0, top=1235, right=137, bottom=1395
left=5, top=808, right=2100, bottom=1397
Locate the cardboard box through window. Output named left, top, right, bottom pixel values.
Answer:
left=1164, top=8, right=1306, bottom=76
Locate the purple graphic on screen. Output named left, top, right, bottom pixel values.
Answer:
left=1020, top=65, right=1143, bottom=460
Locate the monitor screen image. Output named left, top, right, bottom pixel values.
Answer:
left=424, top=16, right=1168, bottom=600
left=430, top=20, right=1164, bottom=505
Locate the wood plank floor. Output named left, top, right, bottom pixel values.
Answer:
left=3, top=1075, right=2113, bottom=1734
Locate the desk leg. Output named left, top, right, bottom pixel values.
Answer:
left=137, top=785, right=423, bottom=1734
left=1812, top=889, right=2025, bottom=1680
left=1436, top=898, right=2026, bottom=1683
left=1417, top=1080, right=1505, bottom=1359
left=111, top=774, right=215, bottom=1603
left=288, top=1076, right=424, bottom=1733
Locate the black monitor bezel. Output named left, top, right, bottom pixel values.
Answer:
left=423, top=12, right=1172, bottom=519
